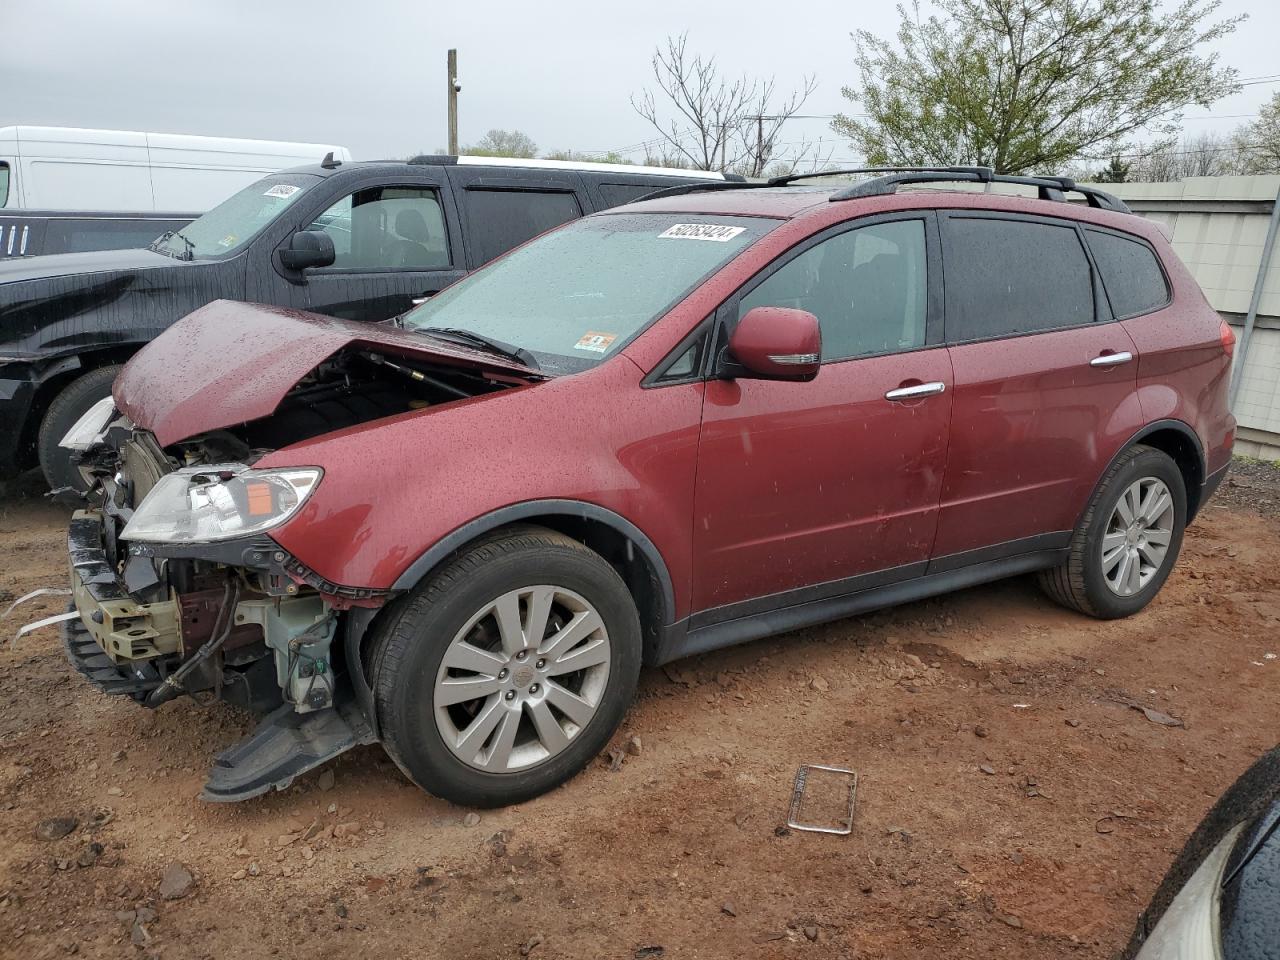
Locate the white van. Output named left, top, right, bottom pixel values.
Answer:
left=0, top=126, right=352, bottom=212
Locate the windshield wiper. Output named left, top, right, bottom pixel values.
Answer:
left=149, top=230, right=196, bottom=262
left=417, top=327, right=540, bottom=370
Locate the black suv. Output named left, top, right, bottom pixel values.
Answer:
left=0, top=156, right=728, bottom=489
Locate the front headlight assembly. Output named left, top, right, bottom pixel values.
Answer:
left=120, top=465, right=323, bottom=544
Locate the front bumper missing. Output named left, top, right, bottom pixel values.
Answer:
left=65, top=508, right=377, bottom=801
left=67, top=510, right=173, bottom=697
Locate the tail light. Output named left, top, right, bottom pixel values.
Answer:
left=1220, top=319, right=1236, bottom=359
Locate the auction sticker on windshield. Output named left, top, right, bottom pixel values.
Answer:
left=658, top=223, right=746, bottom=242
left=574, top=331, right=618, bottom=354
left=264, top=184, right=301, bottom=200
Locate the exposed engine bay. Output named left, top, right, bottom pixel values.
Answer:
left=64, top=345, right=523, bottom=800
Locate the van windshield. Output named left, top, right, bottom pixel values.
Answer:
left=402, top=213, right=774, bottom=375
left=151, top=173, right=318, bottom=260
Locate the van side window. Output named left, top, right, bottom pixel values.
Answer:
left=45, top=218, right=185, bottom=254
left=598, top=182, right=662, bottom=207
left=740, top=219, right=928, bottom=362
left=0, top=163, right=9, bottom=208
left=465, top=189, right=582, bottom=265
left=306, top=187, right=448, bottom=270
left=1086, top=229, right=1170, bottom=318
left=944, top=217, right=1094, bottom=341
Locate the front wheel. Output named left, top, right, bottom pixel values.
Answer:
left=371, top=525, right=641, bottom=807
left=1038, top=444, right=1187, bottom=619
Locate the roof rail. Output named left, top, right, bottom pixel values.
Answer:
left=829, top=167, right=1131, bottom=213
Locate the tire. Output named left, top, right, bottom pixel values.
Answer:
left=1038, top=444, right=1187, bottom=619
left=38, top=364, right=121, bottom=493
left=370, top=525, right=642, bottom=808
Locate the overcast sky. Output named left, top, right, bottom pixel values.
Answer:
left=3, top=0, right=1278, bottom=164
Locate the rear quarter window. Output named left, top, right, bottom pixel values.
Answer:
left=464, top=188, right=583, bottom=265
left=943, top=217, right=1095, bottom=342
left=1086, top=229, right=1170, bottom=318
left=0, top=162, right=9, bottom=207
left=597, top=182, right=664, bottom=207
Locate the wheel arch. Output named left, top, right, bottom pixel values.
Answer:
left=389, top=500, right=677, bottom=663
left=1086, top=419, right=1207, bottom=526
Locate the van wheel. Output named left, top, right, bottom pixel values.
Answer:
left=1038, top=444, right=1187, bottom=619
left=38, top=365, right=121, bottom=493
left=370, top=525, right=642, bottom=808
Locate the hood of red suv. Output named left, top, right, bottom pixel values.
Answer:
left=114, top=299, right=543, bottom=446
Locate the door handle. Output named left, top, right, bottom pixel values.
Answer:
left=1090, top=351, right=1133, bottom=367
left=885, top=381, right=946, bottom=401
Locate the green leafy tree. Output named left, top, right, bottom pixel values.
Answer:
left=834, top=0, right=1243, bottom=174
left=463, top=129, right=538, bottom=158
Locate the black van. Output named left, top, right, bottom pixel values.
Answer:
left=0, top=156, right=731, bottom=489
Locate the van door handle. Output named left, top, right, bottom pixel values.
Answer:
left=1090, top=350, right=1133, bottom=367
left=885, top=381, right=946, bottom=401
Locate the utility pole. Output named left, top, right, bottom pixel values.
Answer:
left=447, top=49, right=460, bottom=155
left=756, top=114, right=764, bottom=178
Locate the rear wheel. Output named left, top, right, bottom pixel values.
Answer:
left=371, top=525, right=641, bottom=807
left=1038, top=444, right=1187, bottom=619
left=38, top=365, right=121, bottom=493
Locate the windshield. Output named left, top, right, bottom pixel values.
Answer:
left=151, top=173, right=318, bottom=260
left=402, top=213, right=774, bottom=374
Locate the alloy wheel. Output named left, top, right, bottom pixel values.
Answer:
left=433, top=585, right=612, bottom=772
left=1100, top=477, right=1175, bottom=597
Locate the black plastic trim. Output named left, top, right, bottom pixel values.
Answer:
left=927, top=530, right=1071, bottom=574
left=657, top=547, right=1066, bottom=665
left=389, top=499, right=677, bottom=629
left=1086, top=419, right=1208, bottom=524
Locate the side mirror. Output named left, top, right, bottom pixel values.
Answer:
left=725, top=306, right=821, bottom=382
left=279, top=230, right=336, bottom=271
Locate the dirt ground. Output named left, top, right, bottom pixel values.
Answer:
left=1, top=463, right=1278, bottom=960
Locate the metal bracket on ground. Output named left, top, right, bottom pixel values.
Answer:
left=786, top=764, right=858, bottom=835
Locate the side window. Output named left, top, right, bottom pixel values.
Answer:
left=944, top=218, right=1094, bottom=341
left=45, top=219, right=182, bottom=254
left=465, top=188, right=582, bottom=265
left=1087, top=229, right=1170, bottom=318
left=0, top=162, right=9, bottom=208
left=598, top=182, right=662, bottom=208
left=305, top=187, right=448, bottom=270
left=740, top=219, right=928, bottom=362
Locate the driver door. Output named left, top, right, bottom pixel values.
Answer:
left=284, top=183, right=465, bottom=322
left=691, top=214, right=953, bottom=619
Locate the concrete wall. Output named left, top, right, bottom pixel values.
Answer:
left=1099, top=176, right=1280, bottom=459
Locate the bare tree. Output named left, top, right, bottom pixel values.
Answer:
left=1235, top=92, right=1280, bottom=174
left=1128, top=131, right=1249, bottom=181
left=631, top=33, right=818, bottom=175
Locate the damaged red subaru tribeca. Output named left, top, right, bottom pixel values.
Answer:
left=63, top=168, right=1235, bottom=807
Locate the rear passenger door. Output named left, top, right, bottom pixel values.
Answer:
left=444, top=167, right=587, bottom=268
left=290, top=180, right=465, bottom=322
left=931, top=213, right=1144, bottom=565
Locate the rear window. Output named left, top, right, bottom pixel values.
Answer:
left=1087, top=229, right=1170, bottom=318
left=464, top=188, right=582, bottom=265
left=944, top=217, right=1095, bottom=341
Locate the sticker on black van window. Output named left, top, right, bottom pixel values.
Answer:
left=658, top=223, right=746, bottom=242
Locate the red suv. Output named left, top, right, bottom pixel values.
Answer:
left=62, top=167, right=1235, bottom=807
